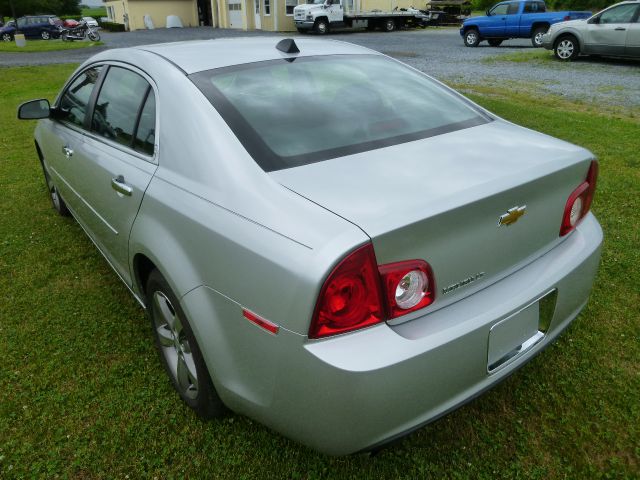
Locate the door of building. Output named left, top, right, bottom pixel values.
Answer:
left=227, top=0, right=243, bottom=28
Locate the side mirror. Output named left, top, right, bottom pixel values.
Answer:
left=588, top=16, right=600, bottom=24
left=17, top=99, right=50, bottom=120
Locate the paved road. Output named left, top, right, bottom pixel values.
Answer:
left=1, top=27, right=638, bottom=107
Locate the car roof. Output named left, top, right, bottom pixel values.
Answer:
left=135, top=37, right=378, bottom=74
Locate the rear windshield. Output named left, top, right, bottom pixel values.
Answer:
left=190, top=55, right=490, bottom=171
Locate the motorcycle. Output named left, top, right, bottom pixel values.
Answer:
left=60, top=20, right=100, bottom=42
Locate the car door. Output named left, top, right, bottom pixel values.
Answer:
left=66, top=64, right=158, bottom=285
left=583, top=3, right=638, bottom=55
left=45, top=65, right=104, bottom=226
left=326, top=0, right=343, bottom=23
left=504, top=2, right=522, bottom=37
left=625, top=5, right=640, bottom=57
left=484, top=3, right=510, bottom=37
left=16, top=17, right=31, bottom=37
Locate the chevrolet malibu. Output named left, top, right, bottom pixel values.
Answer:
left=18, top=38, right=602, bottom=455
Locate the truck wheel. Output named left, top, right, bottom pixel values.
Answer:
left=463, top=28, right=480, bottom=47
left=554, top=35, right=579, bottom=61
left=314, top=19, right=329, bottom=34
left=531, top=26, right=548, bottom=48
left=383, top=19, right=396, bottom=32
left=488, top=39, right=503, bottom=47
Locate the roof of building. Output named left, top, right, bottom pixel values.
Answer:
left=135, top=37, right=378, bottom=74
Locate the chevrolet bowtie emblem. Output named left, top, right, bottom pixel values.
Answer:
left=498, top=205, right=527, bottom=226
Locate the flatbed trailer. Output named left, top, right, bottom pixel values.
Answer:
left=294, top=0, right=429, bottom=33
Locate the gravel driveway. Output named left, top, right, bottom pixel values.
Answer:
left=1, top=27, right=638, bottom=107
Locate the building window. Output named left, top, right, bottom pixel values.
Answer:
left=286, top=0, right=297, bottom=15
left=264, top=0, right=270, bottom=15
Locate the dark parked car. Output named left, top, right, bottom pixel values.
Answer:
left=0, top=15, right=62, bottom=41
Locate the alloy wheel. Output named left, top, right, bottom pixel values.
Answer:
left=557, top=39, right=574, bottom=59
left=152, top=291, right=199, bottom=400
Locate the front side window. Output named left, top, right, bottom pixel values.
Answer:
left=490, top=4, right=509, bottom=15
left=599, top=4, right=638, bottom=24
left=507, top=3, right=519, bottom=14
left=58, top=66, right=103, bottom=129
left=191, top=55, right=489, bottom=171
left=91, top=66, right=151, bottom=148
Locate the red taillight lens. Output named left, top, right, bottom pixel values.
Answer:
left=560, top=160, right=598, bottom=236
left=309, top=243, right=385, bottom=339
left=310, top=244, right=437, bottom=339
left=379, top=260, right=435, bottom=319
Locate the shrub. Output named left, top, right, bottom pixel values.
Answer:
left=98, top=21, right=125, bottom=32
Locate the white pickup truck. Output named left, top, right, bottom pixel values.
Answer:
left=293, top=0, right=429, bottom=33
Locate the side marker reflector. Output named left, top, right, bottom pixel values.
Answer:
left=242, top=309, right=279, bottom=335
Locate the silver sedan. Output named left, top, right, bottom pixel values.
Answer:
left=18, top=37, right=602, bottom=455
left=542, top=0, right=640, bottom=60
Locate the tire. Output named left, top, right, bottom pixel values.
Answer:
left=88, top=31, right=100, bottom=41
left=42, top=162, right=70, bottom=217
left=463, top=28, right=480, bottom=47
left=1, top=33, right=12, bottom=42
left=554, top=35, right=580, bottom=61
left=382, top=18, right=396, bottom=32
left=146, top=269, right=225, bottom=419
left=41, top=30, right=51, bottom=40
left=531, top=26, right=548, bottom=48
left=314, top=18, right=329, bottom=35
left=488, top=38, right=503, bottom=47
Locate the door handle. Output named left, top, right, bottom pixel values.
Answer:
left=111, top=175, right=133, bottom=196
left=615, top=27, right=626, bottom=31
left=62, top=146, right=73, bottom=158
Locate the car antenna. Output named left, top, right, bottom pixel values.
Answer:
left=276, top=38, right=300, bottom=54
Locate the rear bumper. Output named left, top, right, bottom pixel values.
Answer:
left=185, top=214, right=602, bottom=455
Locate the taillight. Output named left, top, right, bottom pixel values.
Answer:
left=560, top=160, right=598, bottom=236
left=379, top=260, right=435, bottom=319
left=309, top=244, right=435, bottom=339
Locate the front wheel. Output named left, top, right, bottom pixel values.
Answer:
left=88, top=30, right=100, bottom=41
left=41, top=30, right=51, bottom=40
left=531, top=26, right=548, bottom=48
left=42, top=164, right=70, bottom=217
left=463, top=29, right=480, bottom=47
left=314, top=19, right=329, bottom=34
left=1, top=32, right=12, bottom=42
left=147, top=269, right=225, bottom=419
left=554, top=35, right=579, bottom=61
left=488, top=38, right=503, bottom=47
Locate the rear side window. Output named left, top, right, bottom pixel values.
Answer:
left=134, top=91, right=156, bottom=155
left=191, top=55, right=489, bottom=171
left=91, top=66, right=152, bottom=149
left=58, top=66, right=103, bottom=129
left=523, top=2, right=545, bottom=13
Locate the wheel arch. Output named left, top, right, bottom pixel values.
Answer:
left=531, top=21, right=550, bottom=32
left=554, top=31, right=583, bottom=50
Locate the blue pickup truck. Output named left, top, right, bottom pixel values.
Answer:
left=460, top=0, right=591, bottom=48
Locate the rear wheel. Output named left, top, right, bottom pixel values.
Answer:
left=147, top=269, right=225, bottom=419
left=488, top=38, right=503, bottom=47
left=314, top=18, right=329, bottom=34
left=464, top=28, right=480, bottom=47
left=554, top=35, right=579, bottom=61
left=382, top=18, right=396, bottom=32
left=531, top=26, right=548, bottom=48
left=1, top=32, right=12, bottom=42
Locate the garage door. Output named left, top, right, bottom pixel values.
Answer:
left=227, top=0, right=242, bottom=28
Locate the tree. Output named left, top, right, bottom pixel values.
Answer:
left=0, top=0, right=81, bottom=19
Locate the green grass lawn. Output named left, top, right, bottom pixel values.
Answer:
left=0, top=64, right=638, bottom=478
left=0, top=40, right=103, bottom=53
left=482, top=49, right=557, bottom=64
